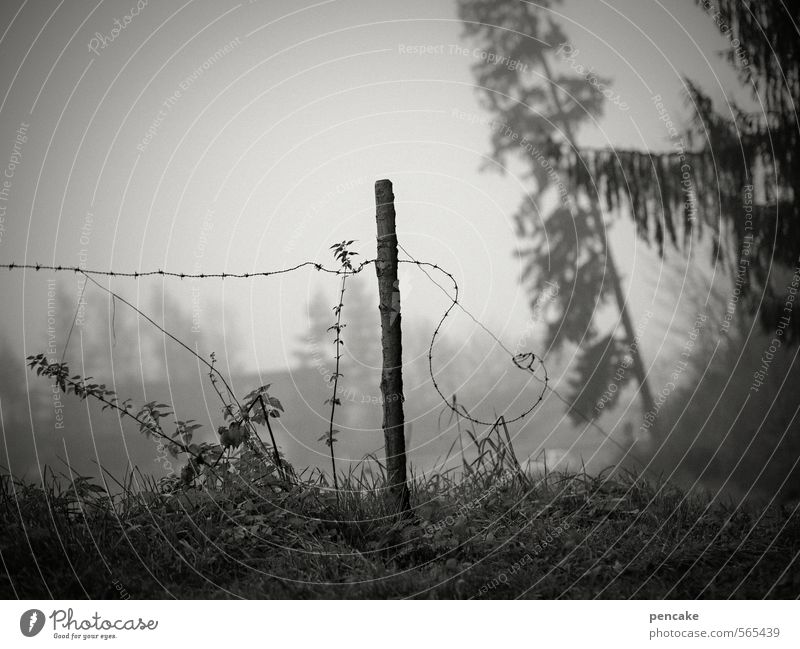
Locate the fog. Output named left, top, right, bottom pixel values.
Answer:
left=0, top=0, right=797, bottom=504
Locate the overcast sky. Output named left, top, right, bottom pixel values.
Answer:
left=0, top=0, right=749, bottom=378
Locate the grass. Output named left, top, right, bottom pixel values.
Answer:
left=1, top=443, right=798, bottom=599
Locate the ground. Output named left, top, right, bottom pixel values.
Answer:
left=2, top=460, right=797, bottom=599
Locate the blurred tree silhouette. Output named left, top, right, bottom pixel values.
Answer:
left=296, top=277, right=380, bottom=394
left=686, top=0, right=800, bottom=342
left=458, top=0, right=656, bottom=422
left=651, top=0, right=800, bottom=492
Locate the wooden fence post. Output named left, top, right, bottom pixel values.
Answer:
left=374, top=179, right=410, bottom=514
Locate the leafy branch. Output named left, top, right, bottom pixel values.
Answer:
left=26, top=353, right=293, bottom=490
left=27, top=354, right=205, bottom=474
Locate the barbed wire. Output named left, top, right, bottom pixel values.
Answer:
left=393, top=247, right=549, bottom=426
left=393, top=248, right=638, bottom=460
left=0, top=261, right=358, bottom=279
left=0, top=257, right=636, bottom=458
